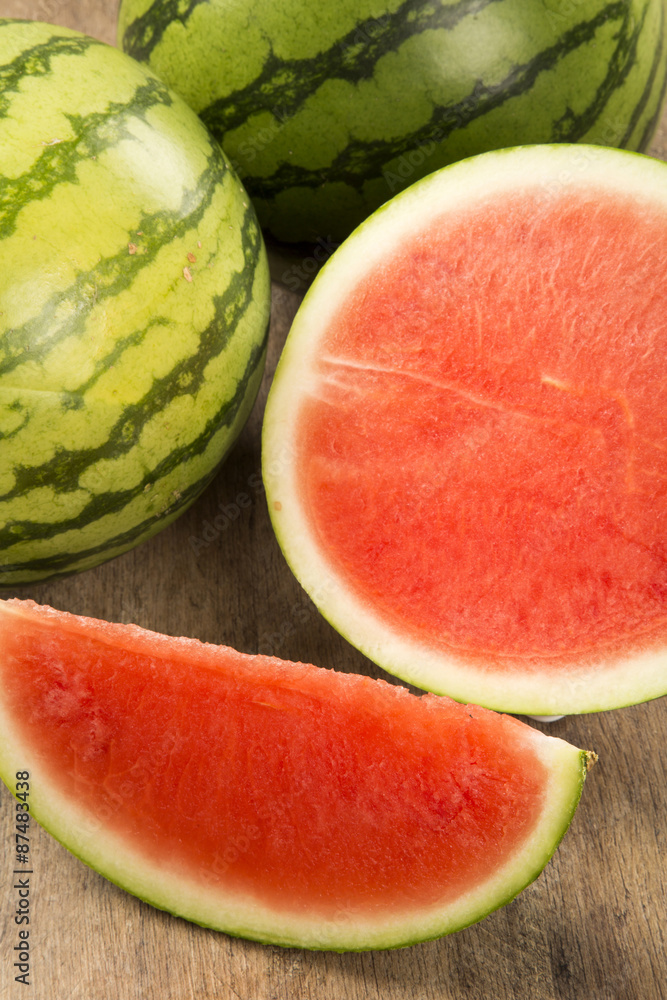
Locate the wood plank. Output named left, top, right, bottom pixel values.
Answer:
left=1, top=3, right=666, bottom=998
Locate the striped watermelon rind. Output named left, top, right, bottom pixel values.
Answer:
left=262, top=143, right=667, bottom=717
left=117, top=0, right=667, bottom=242
left=0, top=20, right=271, bottom=586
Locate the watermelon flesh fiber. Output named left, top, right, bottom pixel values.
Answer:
left=0, top=599, right=590, bottom=950
left=291, top=183, right=667, bottom=697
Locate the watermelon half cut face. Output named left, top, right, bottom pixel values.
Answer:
left=262, top=144, right=667, bottom=716
left=0, top=599, right=593, bottom=951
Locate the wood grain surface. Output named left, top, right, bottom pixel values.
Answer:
left=1, top=3, right=666, bottom=998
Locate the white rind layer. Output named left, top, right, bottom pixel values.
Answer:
left=262, top=144, right=667, bottom=716
left=0, top=599, right=589, bottom=951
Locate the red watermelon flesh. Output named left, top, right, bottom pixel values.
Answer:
left=263, top=146, right=667, bottom=715
left=301, top=191, right=667, bottom=662
left=0, top=599, right=591, bottom=950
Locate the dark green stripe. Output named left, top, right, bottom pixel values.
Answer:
left=0, top=146, right=226, bottom=381
left=0, top=401, right=29, bottom=442
left=0, top=459, right=211, bottom=584
left=198, top=0, right=503, bottom=137
left=121, top=0, right=210, bottom=64
left=0, top=336, right=267, bottom=582
left=0, top=76, right=176, bottom=241
left=0, top=468, right=213, bottom=584
left=551, top=0, right=648, bottom=141
left=618, top=0, right=664, bottom=147
left=0, top=27, right=103, bottom=119
left=62, top=318, right=171, bottom=411
left=239, top=1, right=633, bottom=196
left=638, top=35, right=667, bottom=150
left=0, top=204, right=265, bottom=534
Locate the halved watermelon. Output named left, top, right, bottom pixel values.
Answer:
left=262, top=144, right=667, bottom=717
left=0, top=599, right=593, bottom=951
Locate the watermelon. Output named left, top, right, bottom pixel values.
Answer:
left=0, top=598, right=594, bottom=951
left=0, top=20, right=271, bottom=586
left=117, top=0, right=667, bottom=243
left=262, top=143, right=667, bottom=717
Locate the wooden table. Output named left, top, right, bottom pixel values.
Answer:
left=1, top=3, right=666, bottom=998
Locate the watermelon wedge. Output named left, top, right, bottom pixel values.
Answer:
left=0, top=599, right=593, bottom=951
left=262, top=144, right=667, bottom=717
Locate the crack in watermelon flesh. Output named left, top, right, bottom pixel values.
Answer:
left=297, top=188, right=667, bottom=668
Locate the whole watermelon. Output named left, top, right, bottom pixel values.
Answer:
left=0, top=20, right=271, bottom=586
left=117, top=0, right=667, bottom=242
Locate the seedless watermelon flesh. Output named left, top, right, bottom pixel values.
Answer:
left=0, top=599, right=592, bottom=951
left=263, top=145, right=667, bottom=716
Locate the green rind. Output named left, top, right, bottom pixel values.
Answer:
left=0, top=20, right=270, bottom=585
left=0, top=600, right=592, bottom=951
left=118, top=0, right=667, bottom=241
left=261, top=143, right=667, bottom=717
left=5, top=751, right=589, bottom=952
left=0, top=342, right=267, bottom=585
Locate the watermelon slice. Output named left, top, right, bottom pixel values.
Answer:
left=262, top=144, right=667, bottom=717
left=0, top=599, right=593, bottom=951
